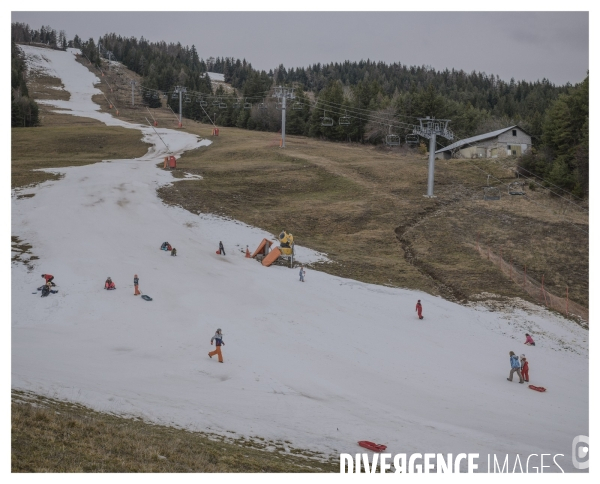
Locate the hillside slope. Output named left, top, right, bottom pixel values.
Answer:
left=12, top=46, right=588, bottom=472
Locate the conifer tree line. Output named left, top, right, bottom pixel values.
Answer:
left=11, top=41, right=39, bottom=127
left=11, top=25, right=588, bottom=196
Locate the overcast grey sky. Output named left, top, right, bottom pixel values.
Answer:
left=11, top=11, right=589, bottom=85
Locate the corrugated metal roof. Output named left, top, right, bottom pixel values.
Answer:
left=435, top=126, right=518, bottom=153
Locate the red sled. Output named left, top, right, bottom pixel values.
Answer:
left=216, top=250, right=221, bottom=254
left=529, top=385, right=546, bottom=392
left=358, top=441, right=387, bottom=452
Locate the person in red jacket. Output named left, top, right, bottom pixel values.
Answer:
left=520, top=354, right=529, bottom=382
left=41, top=274, right=55, bottom=286
left=416, top=300, right=423, bottom=319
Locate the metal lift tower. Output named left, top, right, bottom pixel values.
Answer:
left=272, top=86, right=295, bottom=148
left=413, top=117, right=454, bottom=197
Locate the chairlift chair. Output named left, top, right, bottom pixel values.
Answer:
left=184, top=95, right=192, bottom=103
left=292, top=102, right=303, bottom=111
left=276, top=102, right=283, bottom=110
left=508, top=181, right=525, bottom=196
left=321, top=111, right=334, bottom=127
left=385, top=126, right=400, bottom=146
left=172, top=92, right=178, bottom=99
left=200, top=99, right=208, bottom=107
left=219, top=102, right=227, bottom=109
left=233, top=99, right=240, bottom=108
left=145, top=91, right=151, bottom=98
left=213, top=98, right=221, bottom=106
left=244, top=99, right=252, bottom=109
left=405, top=134, right=419, bottom=146
left=258, top=100, right=267, bottom=110
left=339, top=110, right=351, bottom=125
left=152, top=92, right=158, bottom=99
left=483, top=186, right=501, bottom=201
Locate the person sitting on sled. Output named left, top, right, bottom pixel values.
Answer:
left=41, top=282, right=52, bottom=297
left=161, top=242, right=170, bottom=251
left=525, top=333, right=536, bottom=346
left=104, top=277, right=116, bottom=290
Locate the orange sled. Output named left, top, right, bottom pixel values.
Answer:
left=358, top=441, right=387, bottom=452
left=529, top=385, right=546, bottom=392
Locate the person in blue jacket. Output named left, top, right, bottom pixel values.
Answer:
left=507, top=351, right=524, bottom=383
left=299, top=265, right=305, bottom=282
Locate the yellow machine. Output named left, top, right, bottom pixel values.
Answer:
left=278, top=230, right=294, bottom=256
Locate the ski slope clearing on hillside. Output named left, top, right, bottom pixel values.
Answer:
left=12, top=46, right=588, bottom=471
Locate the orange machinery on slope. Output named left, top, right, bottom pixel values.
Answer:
left=251, top=231, right=295, bottom=267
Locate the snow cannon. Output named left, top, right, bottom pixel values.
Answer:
left=278, top=230, right=294, bottom=256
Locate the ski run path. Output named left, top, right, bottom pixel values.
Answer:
left=12, top=46, right=588, bottom=470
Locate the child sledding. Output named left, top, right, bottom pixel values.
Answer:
left=104, top=277, right=116, bottom=290
left=39, top=282, right=58, bottom=297
left=160, top=242, right=172, bottom=251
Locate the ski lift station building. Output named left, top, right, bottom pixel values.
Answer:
left=434, top=125, right=532, bottom=160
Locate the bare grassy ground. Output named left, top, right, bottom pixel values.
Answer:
left=11, top=123, right=150, bottom=190
left=12, top=391, right=336, bottom=473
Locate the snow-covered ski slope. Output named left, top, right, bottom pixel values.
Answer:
left=12, top=46, right=588, bottom=469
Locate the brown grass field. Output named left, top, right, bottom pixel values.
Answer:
left=11, top=51, right=589, bottom=472
left=12, top=391, right=336, bottom=472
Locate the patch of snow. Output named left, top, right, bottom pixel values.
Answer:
left=207, top=72, right=225, bottom=82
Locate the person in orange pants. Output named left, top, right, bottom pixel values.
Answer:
left=134, top=274, right=140, bottom=295
left=209, top=328, right=225, bottom=363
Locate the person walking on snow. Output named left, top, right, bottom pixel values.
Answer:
left=507, top=351, right=524, bottom=383
left=41, top=274, right=55, bottom=286
left=133, top=274, right=140, bottom=296
left=520, top=354, right=529, bottom=382
left=299, top=265, right=305, bottom=282
left=416, top=300, right=423, bottom=320
left=218, top=241, right=226, bottom=255
left=525, top=333, right=535, bottom=346
left=209, top=328, right=225, bottom=363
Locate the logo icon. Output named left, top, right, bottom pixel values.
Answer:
left=572, top=435, right=589, bottom=470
